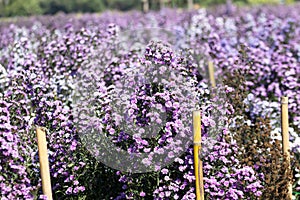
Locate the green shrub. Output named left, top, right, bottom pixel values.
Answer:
left=0, top=0, right=43, bottom=17
left=247, top=0, right=280, bottom=5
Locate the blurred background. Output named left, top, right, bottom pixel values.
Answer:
left=0, top=0, right=295, bottom=18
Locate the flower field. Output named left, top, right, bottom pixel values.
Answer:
left=0, top=3, right=300, bottom=200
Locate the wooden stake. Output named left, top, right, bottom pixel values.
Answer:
left=36, top=127, right=53, bottom=200
left=208, top=61, right=216, bottom=88
left=159, top=0, right=164, bottom=9
left=193, top=111, right=204, bottom=200
left=142, top=0, right=149, bottom=13
left=281, top=97, right=292, bottom=199
left=188, top=0, right=193, bottom=10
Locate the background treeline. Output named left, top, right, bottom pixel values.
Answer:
left=0, top=0, right=295, bottom=18
left=0, top=0, right=131, bottom=17
left=4, top=0, right=147, bottom=17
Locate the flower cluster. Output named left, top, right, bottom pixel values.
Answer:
left=0, top=3, right=300, bottom=199
left=202, top=140, right=263, bottom=199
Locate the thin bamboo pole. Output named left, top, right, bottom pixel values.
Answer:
left=142, top=0, right=149, bottom=13
left=193, top=111, right=204, bottom=200
left=36, top=127, right=53, bottom=200
left=281, top=97, right=293, bottom=199
left=188, top=0, right=193, bottom=10
left=208, top=61, right=216, bottom=88
left=159, top=0, right=164, bottom=9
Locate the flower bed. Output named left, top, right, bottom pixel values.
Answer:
left=0, top=4, right=299, bottom=200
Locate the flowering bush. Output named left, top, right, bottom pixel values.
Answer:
left=0, top=3, right=300, bottom=200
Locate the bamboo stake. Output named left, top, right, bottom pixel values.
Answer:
left=208, top=61, right=216, bottom=88
left=141, top=0, right=149, bottom=13
left=36, top=127, right=53, bottom=200
left=281, top=97, right=293, bottom=199
left=188, top=0, right=193, bottom=10
left=159, top=0, right=164, bottom=9
left=193, top=111, right=204, bottom=200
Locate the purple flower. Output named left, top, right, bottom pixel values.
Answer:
left=140, top=191, right=146, bottom=197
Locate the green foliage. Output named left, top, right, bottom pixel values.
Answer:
left=0, top=0, right=140, bottom=17
left=40, top=0, right=106, bottom=15
left=285, top=0, right=295, bottom=4
left=194, top=0, right=226, bottom=6
left=247, top=0, right=280, bottom=5
left=104, top=0, right=140, bottom=11
left=0, top=0, right=43, bottom=17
